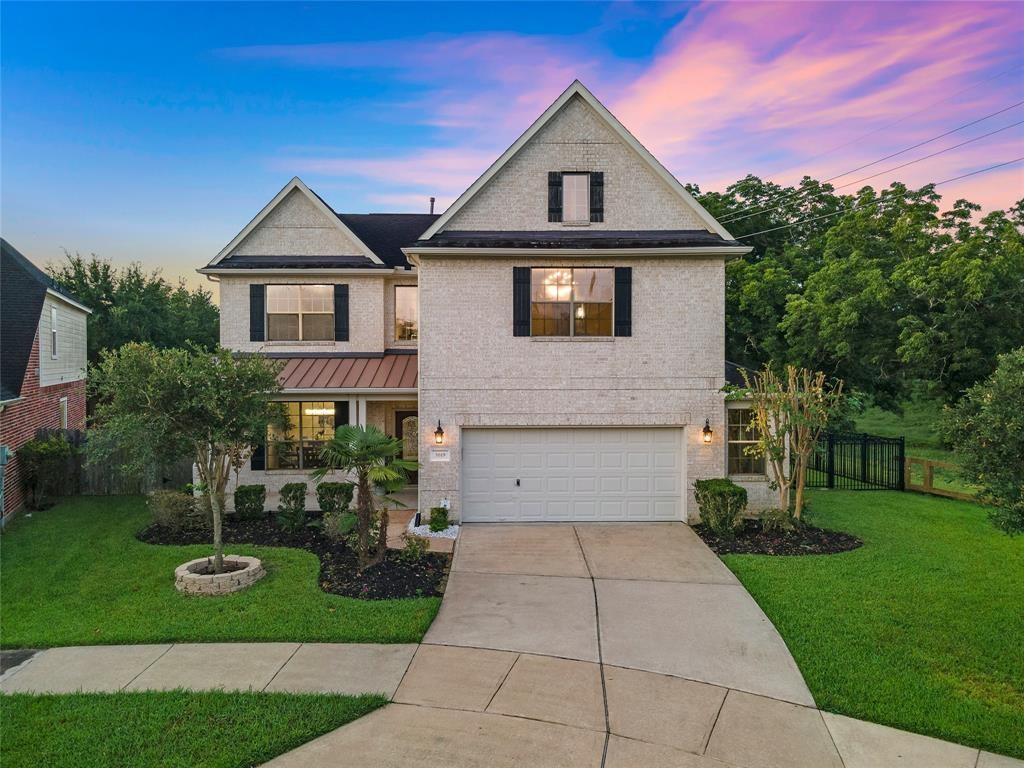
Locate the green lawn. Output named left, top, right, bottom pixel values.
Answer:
left=0, top=690, right=385, bottom=768
left=722, top=490, right=1024, bottom=758
left=0, top=496, right=439, bottom=648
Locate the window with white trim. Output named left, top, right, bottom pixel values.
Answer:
left=59, top=397, right=68, bottom=429
left=266, top=401, right=338, bottom=470
left=50, top=307, right=58, bottom=359
left=395, top=286, right=418, bottom=341
left=728, top=408, right=766, bottom=475
left=562, top=173, right=590, bottom=222
left=266, top=285, right=333, bottom=341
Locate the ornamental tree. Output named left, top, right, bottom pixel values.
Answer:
left=734, top=365, right=845, bottom=520
left=89, top=343, right=283, bottom=572
left=312, top=425, right=417, bottom=570
left=942, top=348, right=1024, bottom=534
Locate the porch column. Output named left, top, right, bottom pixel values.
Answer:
left=354, top=397, right=368, bottom=427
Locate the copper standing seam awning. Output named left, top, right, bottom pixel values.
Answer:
left=276, top=353, right=418, bottom=391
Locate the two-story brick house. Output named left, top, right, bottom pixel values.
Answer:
left=1, top=238, right=91, bottom=519
left=201, top=81, right=772, bottom=522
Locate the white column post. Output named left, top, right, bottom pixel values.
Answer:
left=356, top=397, right=368, bottom=428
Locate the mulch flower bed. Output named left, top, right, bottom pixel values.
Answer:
left=137, top=514, right=449, bottom=600
left=695, top=519, right=862, bottom=556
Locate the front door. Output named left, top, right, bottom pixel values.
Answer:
left=394, top=411, right=419, bottom=485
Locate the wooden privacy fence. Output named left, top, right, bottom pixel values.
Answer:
left=36, top=428, right=193, bottom=496
left=804, top=431, right=905, bottom=491
left=904, top=457, right=975, bottom=502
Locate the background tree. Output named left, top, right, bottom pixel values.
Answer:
left=733, top=365, right=845, bottom=520
left=313, top=425, right=417, bottom=570
left=942, top=348, right=1024, bottom=534
left=88, top=343, right=283, bottom=571
left=48, top=252, right=219, bottom=364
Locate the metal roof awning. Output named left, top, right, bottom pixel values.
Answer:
left=276, top=352, right=418, bottom=392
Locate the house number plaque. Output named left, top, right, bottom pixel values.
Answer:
left=429, top=448, right=451, bottom=462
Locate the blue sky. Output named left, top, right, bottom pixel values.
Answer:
left=2, top=2, right=1021, bottom=286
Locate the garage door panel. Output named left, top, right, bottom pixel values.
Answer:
left=462, top=428, right=684, bottom=523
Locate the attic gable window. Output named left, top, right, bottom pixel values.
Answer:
left=563, top=173, right=590, bottom=223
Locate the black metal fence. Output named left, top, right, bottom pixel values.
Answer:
left=804, top=431, right=905, bottom=491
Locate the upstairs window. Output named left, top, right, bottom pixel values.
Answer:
left=50, top=307, right=58, bottom=359
left=530, top=268, right=613, bottom=337
left=395, top=286, right=418, bottom=341
left=562, top=173, right=590, bottom=223
left=727, top=408, right=766, bottom=475
left=266, top=285, right=333, bottom=341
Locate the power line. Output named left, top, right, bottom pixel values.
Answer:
left=734, top=157, right=1024, bottom=240
left=720, top=99, right=1024, bottom=223
left=723, top=119, right=1024, bottom=225
left=772, top=62, right=1024, bottom=173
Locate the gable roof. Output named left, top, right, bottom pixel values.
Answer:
left=420, top=80, right=738, bottom=242
left=1, top=238, right=90, bottom=401
left=206, top=177, right=383, bottom=267
left=337, top=213, right=439, bottom=269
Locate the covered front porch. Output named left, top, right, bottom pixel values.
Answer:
left=228, top=352, right=421, bottom=512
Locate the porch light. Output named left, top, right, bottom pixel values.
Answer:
left=434, top=421, right=445, bottom=445
left=702, top=419, right=713, bottom=444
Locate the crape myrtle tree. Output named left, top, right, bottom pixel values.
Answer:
left=731, top=365, right=845, bottom=521
left=89, top=343, right=284, bottom=572
left=942, top=348, right=1024, bottom=534
left=312, top=425, right=418, bottom=570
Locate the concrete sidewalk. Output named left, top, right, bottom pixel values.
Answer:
left=0, top=642, right=416, bottom=697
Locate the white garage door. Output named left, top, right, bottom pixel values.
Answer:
left=462, top=427, right=684, bottom=522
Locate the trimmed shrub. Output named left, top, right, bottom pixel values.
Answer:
left=759, top=507, right=795, bottom=534
left=399, top=533, right=429, bottom=564
left=234, top=484, right=266, bottom=519
left=317, top=482, right=354, bottom=516
left=18, top=433, right=73, bottom=510
left=694, top=478, right=747, bottom=538
left=428, top=507, right=450, bottom=533
left=149, top=490, right=204, bottom=532
left=276, top=482, right=308, bottom=532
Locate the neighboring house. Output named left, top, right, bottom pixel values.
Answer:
left=0, top=238, right=91, bottom=518
left=200, top=81, right=774, bottom=522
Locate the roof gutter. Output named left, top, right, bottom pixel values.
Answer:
left=402, top=246, right=752, bottom=259
left=196, top=267, right=417, bottom=277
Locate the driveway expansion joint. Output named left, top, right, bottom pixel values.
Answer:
left=573, top=524, right=612, bottom=768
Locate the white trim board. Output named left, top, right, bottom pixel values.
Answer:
left=206, top=177, right=382, bottom=267
left=421, top=80, right=739, bottom=242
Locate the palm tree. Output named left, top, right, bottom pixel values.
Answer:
left=313, top=425, right=418, bottom=569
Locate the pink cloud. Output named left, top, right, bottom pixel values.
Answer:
left=253, top=2, right=1023, bottom=212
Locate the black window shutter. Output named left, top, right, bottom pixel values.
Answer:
left=614, top=267, right=632, bottom=337
left=513, top=267, right=531, bottom=337
left=547, top=172, right=563, bottom=222
left=334, top=401, right=350, bottom=427
left=589, top=172, right=604, bottom=223
left=250, top=441, right=265, bottom=471
left=249, top=284, right=265, bottom=342
left=334, top=284, right=349, bottom=341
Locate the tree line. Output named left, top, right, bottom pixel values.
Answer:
left=48, top=252, right=219, bottom=365
left=692, top=177, right=1024, bottom=406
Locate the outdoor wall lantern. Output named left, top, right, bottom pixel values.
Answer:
left=434, top=421, right=445, bottom=445
left=702, top=419, right=714, bottom=444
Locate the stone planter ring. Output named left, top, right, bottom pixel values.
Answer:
left=174, top=554, right=265, bottom=596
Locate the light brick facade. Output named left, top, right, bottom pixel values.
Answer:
left=210, top=83, right=772, bottom=522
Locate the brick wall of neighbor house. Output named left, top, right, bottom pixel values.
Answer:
left=418, top=256, right=742, bottom=523
left=231, top=188, right=367, bottom=256
left=444, top=94, right=709, bottom=232
left=1, top=332, right=87, bottom=518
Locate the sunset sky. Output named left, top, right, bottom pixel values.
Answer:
left=2, top=1, right=1022, bottom=287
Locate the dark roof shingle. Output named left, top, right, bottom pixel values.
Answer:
left=410, top=229, right=742, bottom=250
left=337, top=213, right=439, bottom=269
